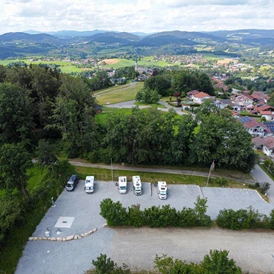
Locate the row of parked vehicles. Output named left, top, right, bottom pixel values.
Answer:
left=65, top=174, right=168, bottom=199
left=118, top=176, right=168, bottom=200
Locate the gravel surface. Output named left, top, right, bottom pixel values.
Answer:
left=15, top=180, right=274, bottom=274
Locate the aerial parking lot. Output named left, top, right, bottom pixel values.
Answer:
left=16, top=180, right=274, bottom=274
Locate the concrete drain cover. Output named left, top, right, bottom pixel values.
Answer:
left=54, top=217, right=75, bottom=228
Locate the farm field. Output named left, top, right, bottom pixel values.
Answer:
left=0, top=59, right=84, bottom=73
left=94, top=82, right=144, bottom=105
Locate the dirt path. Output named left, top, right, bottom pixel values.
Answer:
left=110, top=227, right=274, bottom=274
left=69, top=160, right=256, bottom=184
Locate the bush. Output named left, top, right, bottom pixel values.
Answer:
left=100, top=196, right=211, bottom=228
left=216, top=206, right=269, bottom=230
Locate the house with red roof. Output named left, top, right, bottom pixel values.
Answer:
left=252, top=136, right=274, bottom=157
left=191, top=92, right=212, bottom=104
left=238, top=116, right=271, bottom=137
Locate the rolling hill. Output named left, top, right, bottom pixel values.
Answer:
left=0, top=29, right=274, bottom=59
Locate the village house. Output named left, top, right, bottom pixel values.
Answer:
left=252, top=136, right=274, bottom=157
left=191, top=92, right=212, bottom=104
left=238, top=116, right=271, bottom=137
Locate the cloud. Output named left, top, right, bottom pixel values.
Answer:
left=0, top=0, right=273, bottom=34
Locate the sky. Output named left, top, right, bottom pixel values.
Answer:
left=0, top=0, right=274, bottom=34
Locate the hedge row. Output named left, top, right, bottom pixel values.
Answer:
left=216, top=206, right=274, bottom=230
left=100, top=196, right=211, bottom=228
left=100, top=198, right=274, bottom=231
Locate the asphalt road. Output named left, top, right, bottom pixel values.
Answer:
left=251, top=164, right=274, bottom=203
left=15, top=181, right=274, bottom=274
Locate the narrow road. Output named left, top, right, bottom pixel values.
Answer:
left=251, top=164, right=274, bottom=203
left=69, top=160, right=255, bottom=184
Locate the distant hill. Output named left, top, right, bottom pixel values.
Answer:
left=47, top=29, right=107, bottom=38
left=207, top=29, right=274, bottom=40
left=0, top=29, right=274, bottom=59
left=84, top=32, right=140, bottom=45
left=0, top=32, right=64, bottom=46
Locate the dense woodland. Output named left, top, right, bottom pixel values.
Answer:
left=0, top=64, right=256, bottom=257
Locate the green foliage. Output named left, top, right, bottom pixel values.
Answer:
left=100, top=199, right=128, bottom=226
left=100, top=197, right=211, bottom=228
left=0, top=143, right=32, bottom=198
left=215, top=177, right=228, bottom=187
left=190, top=107, right=256, bottom=172
left=144, top=74, right=171, bottom=96
left=0, top=82, right=34, bottom=145
left=202, top=250, right=242, bottom=274
left=0, top=195, right=23, bottom=246
left=90, top=253, right=131, bottom=274
left=135, top=87, right=161, bottom=104
left=154, top=250, right=242, bottom=274
left=36, top=139, right=58, bottom=168
left=216, top=206, right=269, bottom=230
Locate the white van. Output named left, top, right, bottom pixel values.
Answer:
left=85, top=176, right=94, bottom=193
left=118, top=176, right=127, bottom=194
left=158, top=181, right=167, bottom=200
left=132, top=175, right=142, bottom=195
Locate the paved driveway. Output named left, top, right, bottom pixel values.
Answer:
left=251, top=164, right=274, bottom=203
left=15, top=181, right=274, bottom=274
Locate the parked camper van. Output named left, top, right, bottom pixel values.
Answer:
left=132, top=176, right=142, bottom=195
left=65, top=174, right=79, bottom=191
left=118, top=176, right=127, bottom=194
left=158, top=181, right=167, bottom=200
left=85, top=176, right=94, bottom=193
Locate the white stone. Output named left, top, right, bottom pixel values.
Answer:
left=66, top=235, right=74, bottom=241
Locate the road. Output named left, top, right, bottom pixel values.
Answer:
left=251, top=164, right=274, bottom=203
left=106, top=99, right=187, bottom=116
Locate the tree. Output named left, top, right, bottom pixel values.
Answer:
left=135, top=87, right=161, bottom=104
left=100, top=198, right=128, bottom=226
left=0, top=143, right=32, bottom=198
left=202, top=250, right=242, bottom=274
left=0, top=83, right=34, bottom=145
left=190, top=111, right=256, bottom=172
left=36, top=139, right=58, bottom=169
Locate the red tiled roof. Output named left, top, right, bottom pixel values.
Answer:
left=260, top=111, right=272, bottom=115
left=263, top=136, right=274, bottom=149
left=243, top=117, right=262, bottom=129
left=187, top=90, right=200, bottom=96
left=193, top=92, right=210, bottom=99
left=257, top=105, right=273, bottom=111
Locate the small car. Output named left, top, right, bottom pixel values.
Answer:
left=65, top=174, right=79, bottom=191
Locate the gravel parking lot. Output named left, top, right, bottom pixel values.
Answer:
left=15, top=180, right=274, bottom=274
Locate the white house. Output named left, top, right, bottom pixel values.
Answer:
left=192, top=92, right=212, bottom=104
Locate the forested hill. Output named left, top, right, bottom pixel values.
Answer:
left=1, top=29, right=274, bottom=59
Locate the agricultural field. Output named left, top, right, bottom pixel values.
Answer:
left=94, top=82, right=144, bottom=105
left=0, top=59, right=84, bottom=73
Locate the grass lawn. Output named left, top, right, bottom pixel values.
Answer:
left=95, top=107, right=133, bottom=125
left=134, top=102, right=166, bottom=108
left=94, top=82, right=144, bottom=105
left=75, top=165, right=246, bottom=189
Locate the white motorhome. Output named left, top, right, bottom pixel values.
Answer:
left=85, top=176, right=94, bottom=193
left=158, top=181, right=167, bottom=200
left=132, top=175, right=142, bottom=195
left=118, top=176, right=127, bottom=194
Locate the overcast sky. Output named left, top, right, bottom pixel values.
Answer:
left=0, top=0, right=273, bottom=34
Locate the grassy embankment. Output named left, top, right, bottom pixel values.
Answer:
left=0, top=165, right=72, bottom=274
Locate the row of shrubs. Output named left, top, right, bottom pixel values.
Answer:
left=100, top=196, right=211, bottom=227
left=100, top=198, right=274, bottom=231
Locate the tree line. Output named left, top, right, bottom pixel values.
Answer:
left=136, top=69, right=215, bottom=104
